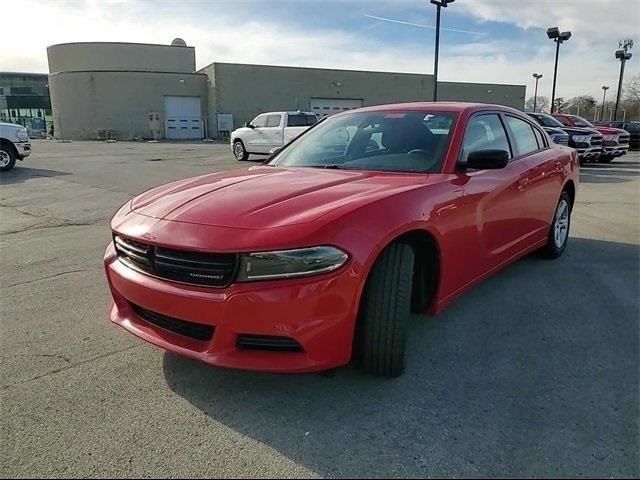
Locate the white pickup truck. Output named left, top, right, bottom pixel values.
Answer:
left=0, top=122, right=31, bottom=171
left=230, top=111, right=318, bottom=160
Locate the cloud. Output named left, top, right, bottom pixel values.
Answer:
left=2, top=0, right=638, bottom=102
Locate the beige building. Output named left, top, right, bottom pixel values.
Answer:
left=47, top=41, right=526, bottom=140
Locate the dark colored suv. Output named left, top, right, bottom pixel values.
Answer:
left=527, top=112, right=602, bottom=163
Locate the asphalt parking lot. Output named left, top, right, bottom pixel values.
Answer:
left=1, top=140, right=638, bottom=478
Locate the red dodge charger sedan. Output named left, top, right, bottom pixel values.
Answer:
left=105, top=103, right=579, bottom=377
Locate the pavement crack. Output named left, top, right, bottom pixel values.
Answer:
left=1, top=345, right=142, bottom=391
left=4, top=269, right=90, bottom=288
left=0, top=353, right=71, bottom=364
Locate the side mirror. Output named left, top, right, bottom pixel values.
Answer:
left=244, top=122, right=254, bottom=129
left=465, top=149, right=509, bottom=170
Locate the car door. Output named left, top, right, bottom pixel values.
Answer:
left=260, top=114, right=283, bottom=152
left=506, top=115, right=564, bottom=242
left=457, top=113, right=535, bottom=275
left=244, top=114, right=268, bottom=152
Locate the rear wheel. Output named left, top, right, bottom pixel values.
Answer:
left=0, top=145, right=16, bottom=172
left=540, top=191, right=571, bottom=259
left=233, top=140, right=248, bottom=161
left=356, top=243, right=414, bottom=378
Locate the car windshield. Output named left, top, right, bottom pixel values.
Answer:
left=271, top=110, right=457, bottom=174
left=531, top=113, right=565, bottom=128
left=572, top=116, right=595, bottom=128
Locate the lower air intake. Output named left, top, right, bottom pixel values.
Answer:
left=131, top=304, right=214, bottom=342
left=236, top=334, right=302, bottom=352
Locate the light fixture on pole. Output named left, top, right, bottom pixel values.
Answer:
left=532, top=73, right=543, bottom=112
left=601, top=85, right=609, bottom=121
left=547, top=27, right=572, bottom=113
left=613, top=39, right=633, bottom=121
left=430, top=0, right=455, bottom=102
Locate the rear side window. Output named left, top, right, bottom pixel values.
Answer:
left=287, top=114, right=306, bottom=127
left=266, top=115, right=282, bottom=127
left=461, top=114, right=511, bottom=161
left=533, top=126, right=546, bottom=148
left=306, top=115, right=318, bottom=125
left=505, top=116, right=540, bottom=156
left=252, top=115, right=268, bottom=127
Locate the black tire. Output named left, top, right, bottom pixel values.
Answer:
left=357, top=243, right=414, bottom=378
left=540, top=191, right=572, bottom=259
left=598, top=155, right=614, bottom=163
left=0, top=144, right=16, bottom=172
left=233, top=140, right=248, bottom=161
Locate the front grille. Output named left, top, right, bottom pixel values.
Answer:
left=131, top=303, right=214, bottom=341
left=590, top=135, right=602, bottom=146
left=236, top=334, right=303, bottom=352
left=114, top=235, right=238, bottom=287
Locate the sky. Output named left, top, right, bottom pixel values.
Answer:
left=2, top=0, right=639, bottom=100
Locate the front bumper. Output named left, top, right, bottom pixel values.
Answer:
left=15, top=141, right=31, bottom=159
left=602, top=144, right=629, bottom=157
left=104, top=242, right=361, bottom=373
left=575, top=146, right=602, bottom=160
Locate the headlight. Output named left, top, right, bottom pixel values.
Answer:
left=602, top=134, right=618, bottom=142
left=572, top=135, right=591, bottom=143
left=551, top=134, right=568, bottom=144
left=236, top=246, right=348, bottom=281
left=16, top=128, right=28, bottom=142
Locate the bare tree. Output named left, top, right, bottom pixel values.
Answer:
left=525, top=95, right=550, bottom=112
left=623, top=73, right=640, bottom=102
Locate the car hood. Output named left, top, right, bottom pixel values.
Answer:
left=128, top=166, right=438, bottom=229
left=543, top=127, right=568, bottom=136
left=561, top=126, right=600, bottom=136
left=593, top=126, right=628, bottom=135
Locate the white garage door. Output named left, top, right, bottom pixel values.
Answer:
left=310, top=98, right=363, bottom=118
left=165, top=96, right=203, bottom=139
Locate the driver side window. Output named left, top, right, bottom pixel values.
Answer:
left=462, top=114, right=511, bottom=161
left=251, top=115, right=268, bottom=128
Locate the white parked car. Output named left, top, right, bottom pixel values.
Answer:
left=0, top=122, right=31, bottom=171
left=230, top=111, right=318, bottom=160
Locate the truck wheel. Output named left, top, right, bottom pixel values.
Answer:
left=356, top=243, right=414, bottom=378
left=540, top=191, right=572, bottom=259
left=0, top=145, right=16, bottom=172
left=233, top=140, right=248, bottom=161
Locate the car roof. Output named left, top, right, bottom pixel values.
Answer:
left=348, top=102, right=524, bottom=116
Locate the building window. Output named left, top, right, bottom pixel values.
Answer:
left=0, top=87, right=3, bottom=95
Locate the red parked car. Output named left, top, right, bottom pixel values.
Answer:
left=553, top=113, right=630, bottom=162
left=105, top=103, right=579, bottom=377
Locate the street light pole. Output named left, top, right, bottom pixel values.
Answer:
left=601, top=85, right=609, bottom=121
left=430, top=0, right=454, bottom=102
left=532, top=73, right=543, bottom=112
left=614, top=40, right=633, bottom=121
left=547, top=27, right=571, bottom=113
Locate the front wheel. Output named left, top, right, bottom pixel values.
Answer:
left=356, top=243, right=414, bottom=378
left=540, top=191, right=571, bottom=259
left=233, top=140, right=248, bottom=161
left=0, top=146, right=16, bottom=172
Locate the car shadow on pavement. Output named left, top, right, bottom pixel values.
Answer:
left=0, top=166, right=71, bottom=185
left=163, top=237, right=639, bottom=478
